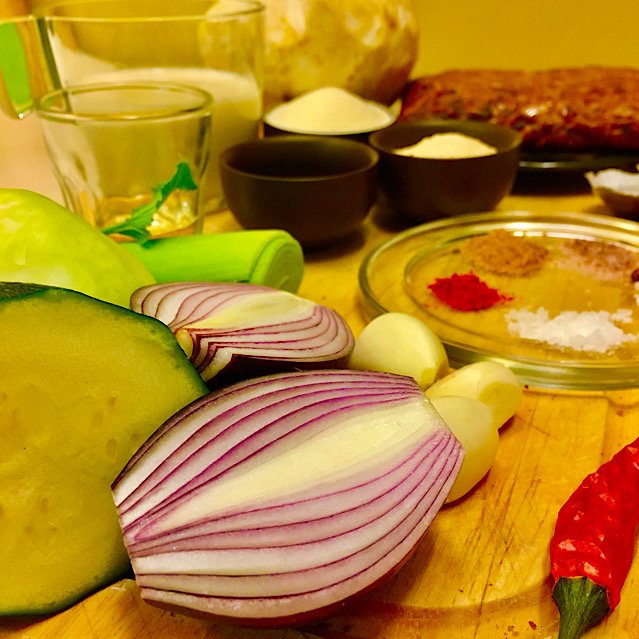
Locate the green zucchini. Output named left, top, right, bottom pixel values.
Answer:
left=0, top=284, right=207, bottom=616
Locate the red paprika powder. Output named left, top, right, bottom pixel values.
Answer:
left=428, top=272, right=513, bottom=311
left=549, top=436, right=639, bottom=639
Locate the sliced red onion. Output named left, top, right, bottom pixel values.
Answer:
left=112, top=369, right=463, bottom=626
left=130, top=282, right=354, bottom=387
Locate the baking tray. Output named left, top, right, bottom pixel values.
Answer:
left=359, top=211, right=639, bottom=390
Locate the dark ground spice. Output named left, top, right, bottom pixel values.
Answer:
left=428, top=272, right=513, bottom=311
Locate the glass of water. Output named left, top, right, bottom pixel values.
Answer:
left=35, top=82, right=212, bottom=236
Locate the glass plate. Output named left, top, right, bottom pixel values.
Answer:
left=359, top=211, right=639, bottom=390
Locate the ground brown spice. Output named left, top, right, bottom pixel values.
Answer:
left=462, top=229, right=548, bottom=276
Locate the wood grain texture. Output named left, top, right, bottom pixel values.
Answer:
left=1, top=114, right=637, bottom=639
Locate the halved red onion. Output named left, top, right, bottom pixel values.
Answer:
left=112, top=369, right=464, bottom=627
left=130, top=282, right=354, bottom=387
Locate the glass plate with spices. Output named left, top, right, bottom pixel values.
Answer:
left=359, top=210, right=639, bottom=390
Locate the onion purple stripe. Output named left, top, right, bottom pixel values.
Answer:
left=115, top=372, right=420, bottom=510
left=119, top=390, right=423, bottom=533
left=129, top=441, right=458, bottom=593
left=137, top=442, right=460, bottom=619
left=126, top=431, right=452, bottom=556
left=130, top=282, right=355, bottom=384
left=112, top=369, right=464, bottom=624
left=116, top=380, right=419, bottom=519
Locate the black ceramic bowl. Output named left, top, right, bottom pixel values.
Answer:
left=369, top=120, right=522, bottom=223
left=219, top=135, right=379, bottom=250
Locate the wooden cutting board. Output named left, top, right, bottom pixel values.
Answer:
left=2, top=386, right=638, bottom=639
left=3, top=194, right=639, bottom=639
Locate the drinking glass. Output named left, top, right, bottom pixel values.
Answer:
left=35, top=82, right=212, bottom=235
left=1, top=0, right=265, bottom=213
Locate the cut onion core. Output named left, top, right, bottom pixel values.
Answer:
left=112, top=369, right=464, bottom=627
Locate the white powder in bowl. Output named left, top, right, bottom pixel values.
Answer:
left=265, top=87, right=395, bottom=134
left=395, top=132, right=498, bottom=159
left=505, top=308, right=637, bottom=353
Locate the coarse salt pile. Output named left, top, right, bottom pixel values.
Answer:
left=505, top=308, right=638, bottom=353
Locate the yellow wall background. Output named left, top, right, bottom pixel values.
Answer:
left=4, top=0, right=639, bottom=77
left=412, top=0, right=639, bottom=75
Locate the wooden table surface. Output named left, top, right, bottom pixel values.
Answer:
left=1, top=114, right=639, bottom=639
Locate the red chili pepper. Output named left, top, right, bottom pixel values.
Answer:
left=428, top=272, right=513, bottom=311
left=549, top=436, right=639, bottom=639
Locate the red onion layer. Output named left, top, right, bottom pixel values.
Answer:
left=112, top=369, right=463, bottom=626
left=130, top=282, right=354, bottom=386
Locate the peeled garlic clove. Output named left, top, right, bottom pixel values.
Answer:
left=429, top=395, right=498, bottom=503
left=426, top=361, right=522, bottom=429
left=348, top=312, right=449, bottom=388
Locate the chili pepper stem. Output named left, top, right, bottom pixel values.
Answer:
left=553, top=577, right=610, bottom=639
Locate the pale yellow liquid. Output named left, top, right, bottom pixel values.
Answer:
left=91, top=67, right=262, bottom=212
left=38, top=88, right=212, bottom=236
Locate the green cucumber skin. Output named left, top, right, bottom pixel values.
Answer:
left=0, top=284, right=207, bottom=616
left=0, top=281, right=52, bottom=300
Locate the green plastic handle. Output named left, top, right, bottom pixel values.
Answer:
left=121, top=230, right=305, bottom=293
left=0, top=18, right=52, bottom=119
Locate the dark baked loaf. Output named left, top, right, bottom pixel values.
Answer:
left=400, top=67, right=639, bottom=152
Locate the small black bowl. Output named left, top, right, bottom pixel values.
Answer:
left=369, top=120, right=522, bottom=223
left=220, top=135, right=379, bottom=250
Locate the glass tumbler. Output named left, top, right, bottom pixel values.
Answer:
left=35, top=82, right=213, bottom=236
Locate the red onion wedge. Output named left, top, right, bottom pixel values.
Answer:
left=130, top=282, right=354, bottom=387
left=112, top=369, right=464, bottom=627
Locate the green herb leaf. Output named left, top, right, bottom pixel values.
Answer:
left=102, top=162, right=197, bottom=245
